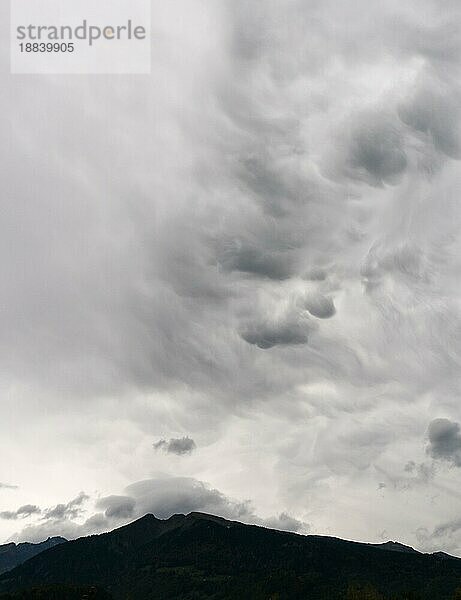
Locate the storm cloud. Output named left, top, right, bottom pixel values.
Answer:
left=2, top=0, right=461, bottom=558
left=427, top=419, right=461, bottom=467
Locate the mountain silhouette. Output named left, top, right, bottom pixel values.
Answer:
left=0, top=537, right=66, bottom=575
left=1, top=512, right=461, bottom=599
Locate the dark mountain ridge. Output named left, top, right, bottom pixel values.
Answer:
left=0, top=537, right=66, bottom=576
left=1, top=512, right=461, bottom=599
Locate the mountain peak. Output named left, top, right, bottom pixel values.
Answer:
left=186, top=511, right=233, bottom=524
left=369, top=540, right=419, bottom=554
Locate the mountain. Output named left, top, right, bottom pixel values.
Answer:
left=369, top=541, right=420, bottom=554
left=0, top=537, right=66, bottom=575
left=1, top=513, right=461, bottom=599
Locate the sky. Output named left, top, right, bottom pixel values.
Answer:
left=2, top=0, right=461, bottom=555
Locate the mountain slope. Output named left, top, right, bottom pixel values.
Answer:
left=0, top=538, right=66, bottom=575
left=1, top=513, right=461, bottom=599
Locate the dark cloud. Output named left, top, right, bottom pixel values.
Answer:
left=233, top=155, right=304, bottom=217
left=241, top=315, right=310, bottom=349
left=153, top=437, right=197, bottom=456
left=218, top=242, right=293, bottom=280
left=399, top=81, right=461, bottom=159
left=95, top=496, right=136, bottom=520
left=427, top=418, right=461, bottom=466
left=326, top=111, right=408, bottom=187
left=349, top=115, right=407, bottom=185
left=304, top=268, right=327, bottom=282
left=42, top=492, right=89, bottom=521
left=0, top=493, right=89, bottom=524
left=304, top=294, right=336, bottom=319
left=0, top=505, right=41, bottom=520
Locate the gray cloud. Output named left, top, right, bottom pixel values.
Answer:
left=153, top=437, right=197, bottom=456
left=349, top=115, right=407, bottom=185
left=427, top=418, right=461, bottom=466
left=399, top=80, right=461, bottom=159
left=95, top=495, right=136, bottom=520
left=361, top=242, right=428, bottom=293
left=304, top=268, right=327, bottom=282
left=260, top=512, right=307, bottom=533
left=0, top=505, right=41, bottom=520
left=12, top=477, right=308, bottom=542
left=124, top=477, right=251, bottom=521
left=218, top=242, right=293, bottom=280
left=0, top=493, right=89, bottom=526
left=42, top=492, right=90, bottom=521
left=304, top=294, right=336, bottom=320
left=0, top=483, right=18, bottom=490
left=15, top=513, right=111, bottom=544
left=416, top=517, right=461, bottom=555
left=325, top=111, right=408, bottom=187
left=433, top=519, right=461, bottom=539
left=241, top=314, right=311, bottom=349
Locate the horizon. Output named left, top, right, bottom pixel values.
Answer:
left=3, top=511, right=460, bottom=560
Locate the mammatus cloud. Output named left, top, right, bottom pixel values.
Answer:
left=427, top=419, right=461, bottom=467
left=218, top=241, right=293, bottom=280
left=153, top=437, right=197, bottom=456
left=304, top=293, right=336, bottom=320
left=325, top=111, right=408, bottom=187
left=241, top=314, right=311, bottom=349
left=12, top=477, right=308, bottom=543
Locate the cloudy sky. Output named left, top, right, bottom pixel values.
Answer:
left=2, top=0, right=461, bottom=555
